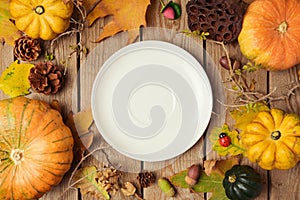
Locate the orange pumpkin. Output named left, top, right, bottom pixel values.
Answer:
left=238, top=0, right=300, bottom=70
left=0, top=97, right=74, bottom=200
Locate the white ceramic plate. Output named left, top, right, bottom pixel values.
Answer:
left=91, top=40, right=213, bottom=161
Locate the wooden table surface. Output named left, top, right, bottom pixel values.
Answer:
left=1, top=0, right=299, bottom=199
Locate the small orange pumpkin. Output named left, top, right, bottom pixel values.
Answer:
left=0, top=97, right=74, bottom=200
left=238, top=0, right=300, bottom=70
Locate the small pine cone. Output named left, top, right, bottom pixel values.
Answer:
left=14, top=36, right=41, bottom=61
left=137, top=171, right=156, bottom=188
left=28, top=61, right=64, bottom=95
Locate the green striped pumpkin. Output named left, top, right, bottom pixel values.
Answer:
left=0, top=97, right=74, bottom=199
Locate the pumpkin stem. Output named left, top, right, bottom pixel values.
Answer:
left=271, top=131, right=281, bottom=140
left=10, top=149, right=24, bottom=165
left=228, top=175, right=236, bottom=183
left=277, top=21, right=288, bottom=33
left=35, top=5, right=45, bottom=15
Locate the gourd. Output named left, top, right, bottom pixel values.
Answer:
left=0, top=97, right=74, bottom=200
left=223, top=165, right=262, bottom=200
left=238, top=0, right=300, bottom=70
left=241, top=108, right=300, bottom=170
left=9, top=0, right=74, bottom=40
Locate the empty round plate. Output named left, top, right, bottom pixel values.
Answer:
left=91, top=40, right=213, bottom=161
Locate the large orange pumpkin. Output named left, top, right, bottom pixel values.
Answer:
left=238, top=0, right=300, bottom=70
left=0, top=97, right=74, bottom=200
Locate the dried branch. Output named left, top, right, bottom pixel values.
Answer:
left=210, top=40, right=300, bottom=110
left=49, top=0, right=87, bottom=57
left=58, top=144, right=110, bottom=199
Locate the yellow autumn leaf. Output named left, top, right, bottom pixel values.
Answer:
left=0, top=60, right=33, bottom=97
left=230, top=102, right=270, bottom=131
left=210, top=124, right=246, bottom=156
left=0, top=1, right=22, bottom=45
left=85, top=0, right=150, bottom=42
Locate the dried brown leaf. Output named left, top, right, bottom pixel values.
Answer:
left=73, top=166, right=110, bottom=199
left=73, top=108, right=93, bottom=135
left=65, top=110, right=94, bottom=164
left=204, top=156, right=240, bottom=177
left=121, top=182, right=136, bottom=196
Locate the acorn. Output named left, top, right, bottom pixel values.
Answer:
left=158, top=177, right=176, bottom=197
left=160, top=0, right=181, bottom=20
left=185, top=164, right=201, bottom=186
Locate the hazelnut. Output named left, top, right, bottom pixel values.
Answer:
left=185, top=164, right=201, bottom=186
left=219, top=56, right=241, bottom=70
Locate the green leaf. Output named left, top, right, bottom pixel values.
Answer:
left=170, top=158, right=240, bottom=200
left=209, top=124, right=246, bottom=156
left=73, top=166, right=110, bottom=199
left=230, top=102, right=270, bottom=131
left=0, top=1, right=22, bottom=45
left=0, top=61, right=33, bottom=97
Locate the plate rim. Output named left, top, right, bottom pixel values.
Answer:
left=91, top=40, right=213, bottom=161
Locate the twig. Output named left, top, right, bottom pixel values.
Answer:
left=50, top=0, right=86, bottom=54
left=57, top=144, right=110, bottom=199
left=67, top=145, right=110, bottom=187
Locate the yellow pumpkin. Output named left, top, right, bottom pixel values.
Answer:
left=9, top=0, right=74, bottom=40
left=0, top=97, right=74, bottom=199
left=241, top=108, right=300, bottom=170
left=238, top=0, right=300, bottom=70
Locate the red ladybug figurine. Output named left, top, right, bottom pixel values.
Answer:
left=219, top=132, right=231, bottom=147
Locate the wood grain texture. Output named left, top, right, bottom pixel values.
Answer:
left=79, top=19, right=142, bottom=200
left=1, top=0, right=300, bottom=199
left=0, top=44, right=13, bottom=99
left=269, top=66, right=300, bottom=200
left=37, top=35, right=79, bottom=200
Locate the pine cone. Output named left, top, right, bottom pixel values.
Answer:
left=137, top=171, right=156, bottom=188
left=28, top=61, right=63, bottom=95
left=186, top=0, right=246, bottom=43
left=14, top=36, right=41, bottom=61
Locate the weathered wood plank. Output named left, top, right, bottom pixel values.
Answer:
left=205, top=40, right=269, bottom=200
left=0, top=44, right=14, bottom=99
left=37, top=35, right=79, bottom=200
left=79, top=19, right=142, bottom=200
left=269, top=66, right=300, bottom=200
left=0, top=35, right=79, bottom=199
left=143, top=0, right=208, bottom=199
left=141, top=27, right=205, bottom=200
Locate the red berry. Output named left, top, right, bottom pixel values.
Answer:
left=219, top=132, right=231, bottom=147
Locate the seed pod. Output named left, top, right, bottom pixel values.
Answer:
left=158, top=177, right=176, bottom=197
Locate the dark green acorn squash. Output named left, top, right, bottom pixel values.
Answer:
left=223, top=165, right=262, bottom=200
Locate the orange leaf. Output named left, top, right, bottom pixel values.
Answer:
left=86, top=0, right=150, bottom=42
